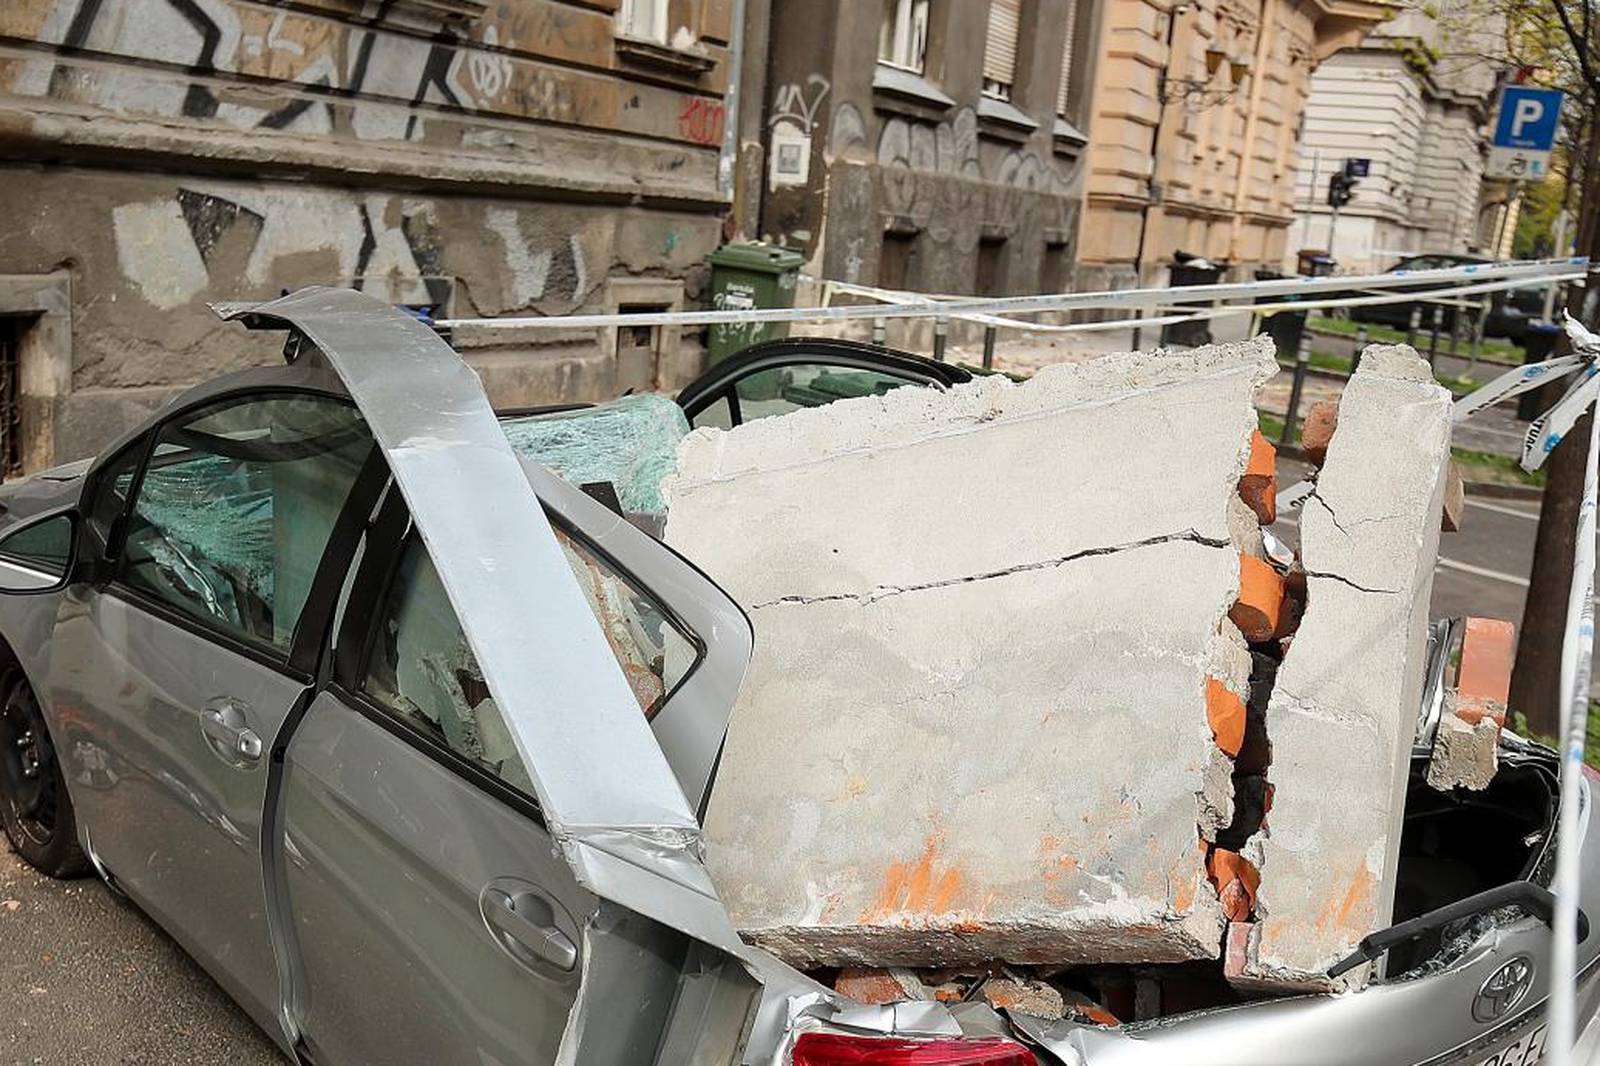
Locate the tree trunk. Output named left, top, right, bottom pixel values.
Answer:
left=1509, top=111, right=1600, bottom=737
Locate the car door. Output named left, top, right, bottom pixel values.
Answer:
left=675, top=337, right=973, bottom=430
left=279, top=474, right=719, bottom=1066
left=47, top=370, right=382, bottom=1035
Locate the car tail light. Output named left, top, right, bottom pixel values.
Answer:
left=793, top=1032, right=1036, bottom=1065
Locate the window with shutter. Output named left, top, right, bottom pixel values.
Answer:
left=1056, top=0, right=1078, bottom=115
left=983, top=0, right=1021, bottom=100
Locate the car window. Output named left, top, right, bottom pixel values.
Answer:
left=362, top=524, right=697, bottom=798
left=119, top=394, right=372, bottom=653
left=85, top=442, right=144, bottom=551
left=691, top=392, right=735, bottom=430
left=730, top=363, right=920, bottom=423
left=0, top=514, right=73, bottom=577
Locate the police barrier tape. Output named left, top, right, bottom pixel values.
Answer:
left=438, top=257, right=1585, bottom=331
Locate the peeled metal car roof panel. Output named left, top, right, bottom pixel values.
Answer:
left=212, top=288, right=701, bottom=847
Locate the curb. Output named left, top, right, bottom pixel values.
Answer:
left=1463, top=480, right=1543, bottom=502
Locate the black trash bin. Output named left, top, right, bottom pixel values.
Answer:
left=1161, top=252, right=1226, bottom=347
left=1518, top=320, right=1566, bottom=421
left=1253, top=267, right=1306, bottom=362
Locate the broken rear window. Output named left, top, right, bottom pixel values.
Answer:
left=362, top=522, right=697, bottom=798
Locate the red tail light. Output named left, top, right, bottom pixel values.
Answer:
left=793, top=1032, right=1036, bottom=1065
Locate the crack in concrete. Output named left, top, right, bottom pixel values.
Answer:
left=1302, top=569, right=1400, bottom=595
left=748, top=529, right=1233, bottom=610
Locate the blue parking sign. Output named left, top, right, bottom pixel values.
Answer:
left=1493, top=87, right=1563, bottom=151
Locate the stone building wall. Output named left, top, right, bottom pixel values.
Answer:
left=0, top=0, right=741, bottom=468
left=1077, top=0, right=1384, bottom=289
left=749, top=0, right=1099, bottom=302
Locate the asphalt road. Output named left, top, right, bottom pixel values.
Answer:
left=0, top=838, right=284, bottom=1065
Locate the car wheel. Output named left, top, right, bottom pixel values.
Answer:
left=0, top=665, right=88, bottom=877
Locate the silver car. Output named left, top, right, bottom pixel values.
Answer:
left=0, top=288, right=1597, bottom=1066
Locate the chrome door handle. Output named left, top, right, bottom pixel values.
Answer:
left=200, top=701, right=263, bottom=764
left=483, top=887, right=578, bottom=971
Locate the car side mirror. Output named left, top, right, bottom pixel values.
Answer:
left=0, top=512, right=79, bottom=593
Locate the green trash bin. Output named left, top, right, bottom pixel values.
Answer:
left=706, top=243, right=805, bottom=363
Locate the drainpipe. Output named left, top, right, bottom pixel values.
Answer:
left=1130, top=1, right=1185, bottom=349
left=718, top=0, right=748, bottom=201
left=1227, top=0, right=1275, bottom=263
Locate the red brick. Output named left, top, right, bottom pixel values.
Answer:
left=1238, top=431, right=1278, bottom=525
left=1230, top=554, right=1288, bottom=642
left=1301, top=400, right=1339, bottom=466
left=1206, top=677, right=1247, bottom=758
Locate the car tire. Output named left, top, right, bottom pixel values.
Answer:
left=0, top=664, right=89, bottom=878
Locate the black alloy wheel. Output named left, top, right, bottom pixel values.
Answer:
left=0, top=667, right=87, bottom=877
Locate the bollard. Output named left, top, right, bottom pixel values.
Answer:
left=1428, top=305, right=1443, bottom=368
left=1406, top=305, right=1422, bottom=347
left=1449, top=308, right=1463, bottom=356
left=1354, top=324, right=1368, bottom=373
left=872, top=317, right=887, bottom=346
left=982, top=325, right=997, bottom=370
left=933, top=315, right=948, bottom=362
left=1281, top=331, right=1311, bottom=447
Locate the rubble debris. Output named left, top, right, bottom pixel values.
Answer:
left=1301, top=399, right=1339, bottom=466
left=979, top=976, right=1067, bottom=1020
left=1441, top=461, right=1465, bottom=532
left=1205, top=848, right=1262, bottom=922
left=670, top=339, right=1278, bottom=969
left=1427, top=617, right=1515, bottom=792
left=1241, top=345, right=1453, bottom=989
left=835, top=967, right=931, bottom=1004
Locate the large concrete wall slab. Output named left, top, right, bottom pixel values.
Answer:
left=1242, top=344, right=1451, bottom=988
left=668, top=340, right=1278, bottom=968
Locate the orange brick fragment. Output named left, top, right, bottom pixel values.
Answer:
left=1230, top=554, right=1287, bottom=642
left=1301, top=399, right=1339, bottom=466
left=1238, top=431, right=1277, bottom=525
left=1206, top=848, right=1261, bottom=922
left=1456, top=617, right=1515, bottom=726
left=1206, top=677, right=1247, bottom=758
left=835, top=968, right=909, bottom=1005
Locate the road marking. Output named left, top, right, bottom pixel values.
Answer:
left=1465, top=497, right=1540, bottom=520
left=1436, top=557, right=1530, bottom=587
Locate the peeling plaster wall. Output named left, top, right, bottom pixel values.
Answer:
left=0, top=0, right=737, bottom=467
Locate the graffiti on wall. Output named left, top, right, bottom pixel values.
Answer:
left=9, top=0, right=707, bottom=145
left=109, top=182, right=607, bottom=316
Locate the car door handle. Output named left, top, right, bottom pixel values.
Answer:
left=483, top=887, right=578, bottom=972
left=200, top=700, right=263, bottom=765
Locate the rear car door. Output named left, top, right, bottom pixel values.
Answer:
left=280, top=474, right=717, bottom=1066
left=676, top=338, right=972, bottom=429
left=47, top=371, right=380, bottom=1033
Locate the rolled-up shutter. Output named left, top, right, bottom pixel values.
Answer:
left=984, top=0, right=1021, bottom=96
left=1057, top=0, right=1078, bottom=114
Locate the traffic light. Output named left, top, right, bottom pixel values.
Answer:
left=1327, top=159, right=1362, bottom=208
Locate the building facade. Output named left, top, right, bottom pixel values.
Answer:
left=735, top=0, right=1102, bottom=301
left=1075, top=0, right=1384, bottom=288
left=0, top=0, right=742, bottom=471
left=1286, top=9, right=1500, bottom=272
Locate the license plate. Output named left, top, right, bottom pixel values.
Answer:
left=1475, top=1024, right=1546, bottom=1066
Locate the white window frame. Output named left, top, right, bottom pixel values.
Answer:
left=878, top=0, right=931, bottom=74
left=619, top=0, right=670, bottom=44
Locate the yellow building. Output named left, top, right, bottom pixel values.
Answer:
left=1076, top=0, right=1387, bottom=288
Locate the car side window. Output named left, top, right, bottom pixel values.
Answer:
left=362, top=525, right=697, bottom=798
left=118, top=394, right=372, bottom=654
left=728, top=364, right=919, bottom=424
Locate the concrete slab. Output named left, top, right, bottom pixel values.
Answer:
left=1243, top=344, right=1452, bottom=989
left=667, top=340, right=1278, bottom=969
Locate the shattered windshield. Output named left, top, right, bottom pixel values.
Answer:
left=362, top=523, right=698, bottom=797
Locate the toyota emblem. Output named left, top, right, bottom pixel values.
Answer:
left=1473, top=956, right=1535, bottom=1023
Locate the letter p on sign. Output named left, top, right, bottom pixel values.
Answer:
left=1512, top=97, right=1544, bottom=139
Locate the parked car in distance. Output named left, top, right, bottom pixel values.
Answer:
left=0, top=290, right=1596, bottom=1066
left=1348, top=253, right=1550, bottom=342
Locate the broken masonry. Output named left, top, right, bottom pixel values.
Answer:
left=664, top=338, right=1456, bottom=995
